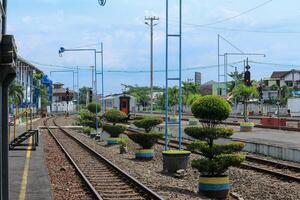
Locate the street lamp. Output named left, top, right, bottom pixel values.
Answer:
left=58, top=46, right=101, bottom=135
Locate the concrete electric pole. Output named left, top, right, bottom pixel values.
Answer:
left=145, top=16, right=159, bottom=115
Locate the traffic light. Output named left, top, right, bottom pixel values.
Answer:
left=66, top=88, right=70, bottom=104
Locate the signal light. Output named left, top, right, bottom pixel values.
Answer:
left=66, top=88, right=70, bottom=104
left=89, top=90, right=93, bottom=103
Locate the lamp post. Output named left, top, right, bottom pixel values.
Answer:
left=58, top=47, right=100, bottom=134
left=96, top=43, right=105, bottom=136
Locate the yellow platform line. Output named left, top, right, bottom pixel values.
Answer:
left=18, top=137, right=32, bottom=200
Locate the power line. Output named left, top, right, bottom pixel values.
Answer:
left=197, top=0, right=273, bottom=27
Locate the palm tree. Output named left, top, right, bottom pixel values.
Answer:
left=9, top=80, right=24, bottom=114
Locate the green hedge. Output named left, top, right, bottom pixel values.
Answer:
left=127, top=132, right=163, bottom=149
left=87, top=102, right=101, bottom=113
left=103, top=124, right=127, bottom=137
left=82, top=127, right=93, bottom=135
left=103, top=109, right=127, bottom=124
left=191, top=95, right=231, bottom=122
left=191, top=154, right=245, bottom=176
left=185, top=127, right=234, bottom=140
left=188, top=141, right=244, bottom=159
left=77, top=109, right=101, bottom=129
left=133, top=116, right=163, bottom=132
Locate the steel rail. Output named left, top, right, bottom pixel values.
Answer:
left=44, top=117, right=103, bottom=200
left=50, top=117, right=164, bottom=200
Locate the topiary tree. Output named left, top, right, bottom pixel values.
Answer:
left=133, top=116, right=163, bottom=132
left=233, top=83, right=258, bottom=122
left=103, top=109, right=127, bottom=125
left=128, top=116, right=163, bottom=159
left=103, top=109, right=127, bottom=145
left=185, top=95, right=245, bottom=199
left=87, top=102, right=101, bottom=114
left=77, top=109, right=101, bottom=129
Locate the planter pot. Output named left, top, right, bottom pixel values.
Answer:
left=106, top=137, right=120, bottom=145
left=135, top=149, right=154, bottom=159
left=240, top=122, right=254, bottom=132
left=162, top=150, right=191, bottom=173
left=199, top=175, right=229, bottom=199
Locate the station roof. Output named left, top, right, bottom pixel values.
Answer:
left=16, top=55, right=42, bottom=72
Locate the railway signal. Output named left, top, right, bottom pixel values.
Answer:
left=244, top=60, right=252, bottom=87
left=66, top=88, right=70, bottom=104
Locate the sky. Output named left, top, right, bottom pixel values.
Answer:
left=7, top=0, right=300, bottom=95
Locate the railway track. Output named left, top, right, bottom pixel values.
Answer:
left=127, top=127, right=300, bottom=183
left=45, top=117, right=164, bottom=200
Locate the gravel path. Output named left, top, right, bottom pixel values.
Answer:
left=59, top=116, right=300, bottom=200
left=42, top=118, right=95, bottom=200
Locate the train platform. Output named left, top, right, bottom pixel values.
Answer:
left=9, top=119, right=52, bottom=200
left=230, top=126, right=300, bottom=150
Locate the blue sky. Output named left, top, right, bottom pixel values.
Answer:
left=7, top=0, right=300, bottom=94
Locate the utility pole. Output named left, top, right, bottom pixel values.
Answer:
left=145, top=16, right=159, bottom=114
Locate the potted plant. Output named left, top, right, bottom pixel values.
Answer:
left=103, top=109, right=127, bottom=145
left=185, top=95, right=245, bottom=199
left=118, top=137, right=128, bottom=154
left=162, top=150, right=191, bottom=173
left=128, top=116, right=163, bottom=159
left=77, top=107, right=101, bottom=138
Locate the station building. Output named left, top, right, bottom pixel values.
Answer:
left=15, top=56, right=43, bottom=116
left=52, top=82, right=77, bottom=112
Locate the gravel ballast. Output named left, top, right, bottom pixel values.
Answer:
left=58, top=116, right=300, bottom=200
left=42, top=126, right=95, bottom=200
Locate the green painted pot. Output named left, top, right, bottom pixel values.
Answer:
left=240, top=122, right=254, bottom=132
left=106, top=137, right=120, bottom=145
left=199, top=175, right=230, bottom=199
left=135, top=149, right=154, bottom=159
left=162, top=150, right=191, bottom=173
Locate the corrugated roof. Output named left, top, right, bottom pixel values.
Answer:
left=271, top=71, right=289, bottom=79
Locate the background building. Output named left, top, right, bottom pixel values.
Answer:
left=52, top=82, right=77, bottom=112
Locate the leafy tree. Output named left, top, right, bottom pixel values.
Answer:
left=122, top=84, right=164, bottom=111
left=233, top=83, right=258, bottom=122
left=79, top=86, right=92, bottom=105
left=182, top=81, right=200, bottom=107
left=227, top=71, right=244, bottom=92
left=9, top=80, right=24, bottom=113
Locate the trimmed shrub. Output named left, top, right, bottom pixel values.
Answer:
left=77, top=109, right=101, bottom=129
left=185, top=95, right=245, bottom=176
left=103, top=124, right=127, bottom=138
left=191, top=95, right=231, bottom=123
left=133, top=116, right=163, bottom=132
left=87, top=102, right=101, bottom=114
left=185, top=127, right=234, bottom=140
left=191, top=154, right=245, bottom=176
left=82, top=127, right=93, bottom=135
left=127, top=132, right=163, bottom=149
left=103, top=109, right=127, bottom=124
